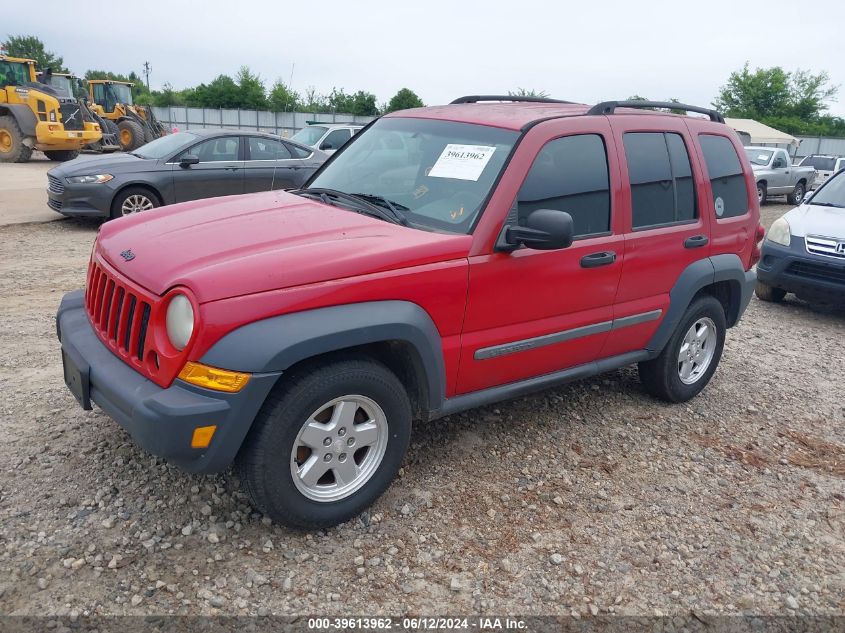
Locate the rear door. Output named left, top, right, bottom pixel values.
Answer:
left=601, top=117, right=711, bottom=358
left=243, top=135, right=301, bottom=192
left=457, top=118, right=624, bottom=394
left=172, top=135, right=244, bottom=202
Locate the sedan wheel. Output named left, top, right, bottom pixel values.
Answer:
left=290, top=395, right=389, bottom=502
left=121, top=194, right=155, bottom=215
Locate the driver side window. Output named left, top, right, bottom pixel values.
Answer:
left=517, top=134, right=611, bottom=237
left=180, top=137, right=240, bottom=162
left=773, top=153, right=786, bottom=169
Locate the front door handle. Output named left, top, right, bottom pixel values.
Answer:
left=580, top=251, right=616, bottom=268
left=684, top=235, right=709, bottom=249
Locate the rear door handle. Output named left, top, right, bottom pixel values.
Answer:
left=684, top=235, right=709, bottom=249
left=580, top=251, right=616, bottom=268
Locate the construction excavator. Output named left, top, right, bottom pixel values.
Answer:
left=0, top=53, right=102, bottom=162
left=87, top=79, right=168, bottom=151
left=37, top=70, right=120, bottom=152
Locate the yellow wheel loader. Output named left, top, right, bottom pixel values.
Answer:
left=37, top=71, right=120, bottom=152
left=87, top=80, right=167, bottom=151
left=0, top=54, right=102, bottom=162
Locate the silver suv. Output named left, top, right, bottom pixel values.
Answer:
left=290, top=123, right=363, bottom=154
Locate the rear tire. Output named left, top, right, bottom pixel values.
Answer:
left=638, top=295, right=726, bottom=403
left=0, top=115, right=33, bottom=163
left=787, top=181, right=805, bottom=205
left=236, top=358, right=412, bottom=529
left=43, top=150, right=79, bottom=161
left=117, top=119, right=144, bottom=151
left=756, top=182, right=767, bottom=205
left=755, top=281, right=786, bottom=303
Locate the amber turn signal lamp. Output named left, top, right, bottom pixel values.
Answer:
left=191, top=425, right=217, bottom=449
left=178, top=362, right=251, bottom=393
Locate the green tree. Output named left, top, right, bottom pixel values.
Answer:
left=236, top=66, right=267, bottom=109
left=3, top=35, right=67, bottom=72
left=327, top=88, right=378, bottom=115
left=385, top=88, right=424, bottom=113
left=509, top=88, right=549, bottom=98
left=187, top=74, right=240, bottom=108
left=268, top=80, right=300, bottom=111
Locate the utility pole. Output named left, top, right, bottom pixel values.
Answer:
left=142, top=61, right=151, bottom=91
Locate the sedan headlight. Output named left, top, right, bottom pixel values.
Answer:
left=766, top=217, right=792, bottom=246
left=67, top=174, right=114, bottom=184
left=166, top=294, right=195, bottom=351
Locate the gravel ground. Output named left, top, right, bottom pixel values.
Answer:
left=0, top=203, right=843, bottom=618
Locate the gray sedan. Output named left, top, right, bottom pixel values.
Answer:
left=46, top=130, right=328, bottom=219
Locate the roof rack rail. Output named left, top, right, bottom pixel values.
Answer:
left=587, top=100, right=725, bottom=123
left=451, top=95, right=573, bottom=105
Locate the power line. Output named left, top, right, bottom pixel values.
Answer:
left=142, top=61, right=151, bottom=91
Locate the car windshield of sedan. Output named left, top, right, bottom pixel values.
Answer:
left=306, top=118, right=519, bottom=233
left=133, top=132, right=199, bottom=159
left=291, top=125, right=328, bottom=147
left=745, top=149, right=773, bottom=166
left=810, top=170, right=845, bottom=207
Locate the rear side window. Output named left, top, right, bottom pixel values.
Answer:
left=623, top=132, right=697, bottom=229
left=699, top=134, right=749, bottom=218
left=803, top=156, right=836, bottom=171
left=517, top=134, right=611, bottom=237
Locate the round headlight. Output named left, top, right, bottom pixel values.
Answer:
left=766, top=217, right=791, bottom=246
left=166, top=293, right=194, bottom=351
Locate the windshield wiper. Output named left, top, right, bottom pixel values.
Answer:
left=350, top=193, right=409, bottom=225
left=291, top=188, right=407, bottom=226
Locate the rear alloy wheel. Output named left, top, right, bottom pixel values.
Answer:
left=638, top=295, right=726, bottom=402
left=236, top=358, right=412, bottom=529
left=0, top=115, right=33, bottom=163
left=787, top=182, right=805, bottom=206
left=757, top=182, right=767, bottom=205
left=755, top=281, right=786, bottom=303
left=110, top=187, right=160, bottom=219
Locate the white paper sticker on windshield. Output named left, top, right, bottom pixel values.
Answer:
left=428, top=144, right=497, bottom=181
left=758, top=154, right=769, bottom=161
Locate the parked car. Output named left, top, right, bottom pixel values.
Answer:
left=56, top=96, right=761, bottom=528
left=744, top=146, right=816, bottom=205
left=290, top=122, right=363, bottom=154
left=756, top=168, right=845, bottom=305
left=797, top=154, right=845, bottom=190
left=46, top=130, right=327, bottom=219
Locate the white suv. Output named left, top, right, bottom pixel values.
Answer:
left=290, top=123, right=363, bottom=154
left=798, top=154, right=845, bottom=189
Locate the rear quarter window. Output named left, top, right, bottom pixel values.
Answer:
left=698, top=134, right=749, bottom=219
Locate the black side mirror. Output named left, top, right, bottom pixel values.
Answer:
left=179, top=154, right=199, bottom=167
left=501, top=209, right=574, bottom=251
left=319, top=142, right=333, bottom=151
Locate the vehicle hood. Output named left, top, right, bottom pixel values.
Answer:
left=49, top=152, right=160, bottom=177
left=96, top=191, right=472, bottom=303
left=783, top=202, right=845, bottom=238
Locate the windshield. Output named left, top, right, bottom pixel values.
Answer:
left=108, top=83, right=133, bottom=105
left=809, top=170, right=845, bottom=207
left=308, top=117, right=519, bottom=234
left=745, top=149, right=773, bottom=166
left=291, top=125, right=328, bottom=147
left=0, top=60, right=31, bottom=87
left=134, top=132, right=198, bottom=159
left=49, top=76, right=74, bottom=97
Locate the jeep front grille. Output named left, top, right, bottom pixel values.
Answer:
left=805, top=235, right=845, bottom=260
left=48, top=175, right=65, bottom=195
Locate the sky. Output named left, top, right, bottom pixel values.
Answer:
left=7, top=0, right=845, bottom=117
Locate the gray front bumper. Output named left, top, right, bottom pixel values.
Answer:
left=56, top=290, right=281, bottom=473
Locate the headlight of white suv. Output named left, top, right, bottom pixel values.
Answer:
left=166, top=293, right=194, bottom=350
left=766, top=217, right=792, bottom=246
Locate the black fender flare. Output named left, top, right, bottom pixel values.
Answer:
left=646, top=255, right=755, bottom=355
left=200, top=301, right=446, bottom=410
left=0, top=103, right=38, bottom=137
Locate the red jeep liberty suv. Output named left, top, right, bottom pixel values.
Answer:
left=57, top=96, right=761, bottom=528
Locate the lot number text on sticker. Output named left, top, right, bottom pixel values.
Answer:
left=428, top=144, right=497, bottom=181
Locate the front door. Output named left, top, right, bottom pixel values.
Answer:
left=457, top=123, right=624, bottom=394
left=172, top=135, right=244, bottom=202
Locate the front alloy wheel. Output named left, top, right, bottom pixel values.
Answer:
left=121, top=194, right=155, bottom=215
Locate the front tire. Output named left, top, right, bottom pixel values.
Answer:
left=755, top=281, right=786, bottom=303
left=43, top=149, right=79, bottom=162
left=117, top=119, right=145, bottom=151
left=110, top=187, right=160, bottom=219
left=236, top=358, right=412, bottom=529
left=0, top=115, right=33, bottom=163
left=638, top=295, right=726, bottom=403
left=787, top=181, right=805, bottom=205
